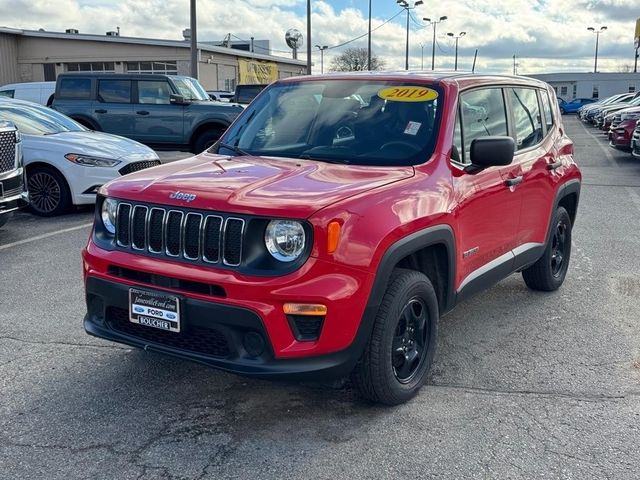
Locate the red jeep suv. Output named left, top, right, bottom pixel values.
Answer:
left=83, top=73, right=581, bottom=405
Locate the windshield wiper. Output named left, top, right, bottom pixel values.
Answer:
left=218, top=142, right=250, bottom=157
left=298, top=153, right=347, bottom=164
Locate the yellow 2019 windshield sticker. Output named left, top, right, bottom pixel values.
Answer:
left=378, top=86, right=438, bottom=102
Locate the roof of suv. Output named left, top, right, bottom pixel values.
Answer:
left=56, top=73, right=191, bottom=81
left=279, top=71, right=549, bottom=90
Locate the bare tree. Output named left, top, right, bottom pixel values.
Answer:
left=330, top=47, right=385, bottom=72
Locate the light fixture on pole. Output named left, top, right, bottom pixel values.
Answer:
left=397, top=0, right=424, bottom=71
left=315, top=45, right=328, bottom=74
left=587, top=26, right=607, bottom=73
left=424, top=15, right=447, bottom=70
left=446, top=31, right=465, bottom=71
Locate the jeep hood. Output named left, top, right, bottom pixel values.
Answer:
left=102, top=152, right=414, bottom=218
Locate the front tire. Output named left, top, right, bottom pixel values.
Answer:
left=352, top=269, right=438, bottom=405
left=193, top=127, right=225, bottom=154
left=522, top=206, right=572, bottom=291
left=27, top=166, right=72, bottom=216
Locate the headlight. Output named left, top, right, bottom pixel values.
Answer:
left=265, top=220, right=305, bottom=262
left=65, top=153, right=121, bottom=168
left=101, top=198, right=117, bottom=234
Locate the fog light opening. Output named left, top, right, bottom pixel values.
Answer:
left=243, top=331, right=265, bottom=358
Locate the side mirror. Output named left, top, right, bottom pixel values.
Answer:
left=465, top=136, right=515, bottom=173
left=170, top=94, right=188, bottom=105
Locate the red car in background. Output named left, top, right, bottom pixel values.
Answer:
left=609, top=107, right=640, bottom=150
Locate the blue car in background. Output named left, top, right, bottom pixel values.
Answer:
left=559, top=98, right=596, bottom=114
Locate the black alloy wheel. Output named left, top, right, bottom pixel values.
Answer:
left=392, top=298, right=430, bottom=383
left=550, top=220, right=567, bottom=277
left=27, top=166, right=71, bottom=216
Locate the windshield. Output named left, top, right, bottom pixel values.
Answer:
left=172, top=77, right=210, bottom=101
left=218, top=80, right=443, bottom=166
left=0, top=103, right=86, bottom=135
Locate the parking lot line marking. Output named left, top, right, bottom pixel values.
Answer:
left=0, top=222, right=92, bottom=251
left=577, top=121, right=619, bottom=167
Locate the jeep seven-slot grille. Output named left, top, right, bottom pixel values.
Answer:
left=0, top=131, right=16, bottom=174
left=115, top=202, right=245, bottom=266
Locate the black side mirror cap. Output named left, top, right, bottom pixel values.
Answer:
left=465, top=136, right=515, bottom=173
left=170, top=94, right=188, bottom=105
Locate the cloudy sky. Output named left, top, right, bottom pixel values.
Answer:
left=1, top=0, right=639, bottom=74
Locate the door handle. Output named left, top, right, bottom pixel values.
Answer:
left=546, top=160, right=562, bottom=170
left=136, top=110, right=150, bottom=116
left=504, top=176, right=523, bottom=187
left=94, top=109, right=107, bottom=114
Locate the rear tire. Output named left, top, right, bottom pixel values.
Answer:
left=522, top=206, right=572, bottom=291
left=352, top=269, right=438, bottom=405
left=27, top=166, right=72, bottom=217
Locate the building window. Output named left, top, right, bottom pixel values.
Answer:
left=630, top=84, right=636, bottom=93
left=572, top=84, right=577, bottom=99
left=66, top=62, right=115, bottom=72
left=592, top=85, right=599, bottom=98
left=224, top=78, right=236, bottom=91
left=560, top=86, right=568, bottom=96
left=126, top=61, right=178, bottom=75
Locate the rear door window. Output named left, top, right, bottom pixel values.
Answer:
left=540, top=90, right=554, bottom=132
left=58, top=78, right=92, bottom=99
left=460, top=88, right=508, bottom=161
left=98, top=80, right=132, bottom=103
left=137, top=81, right=172, bottom=104
left=509, top=88, right=544, bottom=150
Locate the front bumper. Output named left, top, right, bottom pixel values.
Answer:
left=608, top=121, right=636, bottom=150
left=0, top=169, right=29, bottom=215
left=82, top=242, right=375, bottom=379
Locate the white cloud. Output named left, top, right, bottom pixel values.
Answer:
left=0, top=0, right=638, bottom=75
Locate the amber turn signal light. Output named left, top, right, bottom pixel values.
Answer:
left=283, top=303, right=327, bottom=316
left=327, top=221, right=341, bottom=254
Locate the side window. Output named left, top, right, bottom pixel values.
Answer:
left=98, top=80, right=132, bottom=104
left=58, top=78, right=91, bottom=99
left=452, top=108, right=463, bottom=163
left=0, top=90, right=15, bottom=98
left=509, top=88, right=543, bottom=150
left=540, top=90, right=554, bottom=132
left=137, top=81, right=172, bottom=104
left=460, top=88, right=508, bottom=161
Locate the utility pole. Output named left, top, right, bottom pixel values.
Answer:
left=397, top=1, right=424, bottom=71
left=587, top=26, right=607, bottom=73
left=513, top=54, right=516, bottom=75
left=367, top=0, right=372, bottom=70
left=420, top=43, right=425, bottom=70
left=424, top=16, right=448, bottom=70
left=315, top=45, right=328, bottom=74
left=190, top=0, right=198, bottom=79
left=306, top=0, right=312, bottom=75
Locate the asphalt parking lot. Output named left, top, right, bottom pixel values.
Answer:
left=1, top=117, right=639, bottom=479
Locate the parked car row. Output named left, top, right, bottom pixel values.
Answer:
left=577, top=92, right=640, bottom=158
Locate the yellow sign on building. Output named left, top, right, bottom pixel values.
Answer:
left=238, top=59, right=278, bottom=84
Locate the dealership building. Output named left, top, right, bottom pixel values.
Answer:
left=529, top=72, right=640, bottom=101
left=0, top=27, right=306, bottom=91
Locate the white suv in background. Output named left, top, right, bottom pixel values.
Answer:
left=0, top=82, right=56, bottom=106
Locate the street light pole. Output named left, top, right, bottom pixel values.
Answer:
left=189, top=0, right=198, bottom=79
left=367, top=0, right=372, bottom=70
left=587, top=26, right=607, bottom=73
left=424, top=16, right=448, bottom=70
left=446, top=31, right=465, bottom=71
left=397, top=0, right=424, bottom=71
left=315, top=45, right=328, bottom=74
left=419, top=42, right=425, bottom=70
left=307, top=0, right=312, bottom=75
